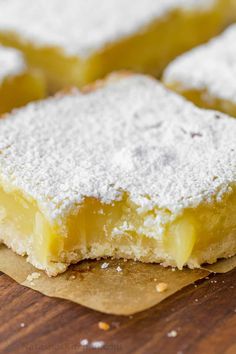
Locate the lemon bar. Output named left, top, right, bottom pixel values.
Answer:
left=0, top=0, right=235, bottom=92
left=163, top=24, right=236, bottom=117
left=1, top=73, right=236, bottom=276
left=0, top=45, right=46, bottom=115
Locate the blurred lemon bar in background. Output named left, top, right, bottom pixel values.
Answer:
left=0, top=0, right=235, bottom=92
left=0, top=45, right=45, bottom=115
left=1, top=73, right=236, bottom=276
left=163, top=24, right=236, bottom=118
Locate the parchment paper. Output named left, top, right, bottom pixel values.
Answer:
left=0, top=245, right=235, bottom=315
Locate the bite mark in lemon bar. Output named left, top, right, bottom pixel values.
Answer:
left=0, top=74, right=236, bottom=276
left=0, top=0, right=235, bottom=91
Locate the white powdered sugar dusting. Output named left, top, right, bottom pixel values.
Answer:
left=0, top=45, right=26, bottom=83
left=0, top=75, right=235, bottom=223
left=163, top=24, right=236, bottom=103
left=0, top=0, right=216, bottom=58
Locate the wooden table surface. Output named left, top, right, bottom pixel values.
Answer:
left=0, top=268, right=236, bottom=354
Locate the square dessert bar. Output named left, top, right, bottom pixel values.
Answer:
left=1, top=73, right=236, bottom=276
left=0, top=0, right=235, bottom=91
left=163, top=24, right=236, bottom=118
left=0, top=45, right=45, bottom=114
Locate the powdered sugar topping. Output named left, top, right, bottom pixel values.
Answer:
left=0, top=0, right=216, bottom=57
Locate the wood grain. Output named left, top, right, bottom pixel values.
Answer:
left=0, top=269, right=236, bottom=354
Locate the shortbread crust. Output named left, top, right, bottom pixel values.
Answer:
left=0, top=45, right=46, bottom=114
left=0, top=0, right=235, bottom=90
left=1, top=74, right=236, bottom=276
left=163, top=24, right=236, bottom=117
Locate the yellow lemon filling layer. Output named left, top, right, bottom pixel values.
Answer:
left=1, top=184, right=236, bottom=276
left=164, top=86, right=236, bottom=118
left=0, top=71, right=46, bottom=115
left=0, top=0, right=234, bottom=92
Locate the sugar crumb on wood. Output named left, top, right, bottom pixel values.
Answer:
left=98, top=321, right=110, bottom=331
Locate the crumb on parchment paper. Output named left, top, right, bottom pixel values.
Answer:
left=68, top=274, right=76, bottom=280
left=26, top=272, right=41, bottom=281
left=101, top=262, right=109, bottom=269
left=156, top=282, right=168, bottom=293
left=26, top=272, right=41, bottom=285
